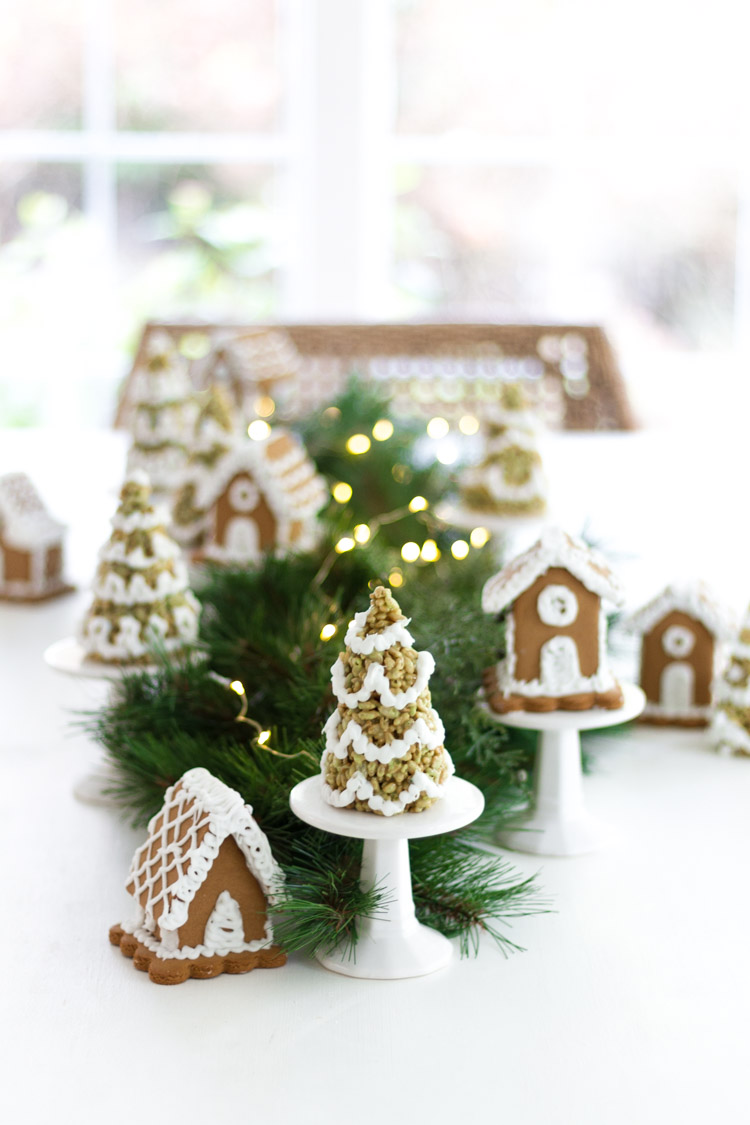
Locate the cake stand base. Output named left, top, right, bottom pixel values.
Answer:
left=485, top=682, right=645, bottom=857
left=289, top=776, right=484, bottom=979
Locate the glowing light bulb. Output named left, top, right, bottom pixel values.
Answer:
left=401, top=541, right=420, bottom=563
left=320, top=624, right=337, bottom=641
left=257, top=730, right=271, bottom=745
left=408, top=495, right=428, bottom=513
left=420, top=539, right=440, bottom=562
left=451, top=540, right=470, bottom=560
left=372, top=419, right=394, bottom=441
left=229, top=680, right=245, bottom=695
left=353, top=524, right=371, bottom=543
left=248, top=419, right=271, bottom=440
left=388, top=569, right=404, bottom=588
left=332, top=482, right=353, bottom=504
left=459, top=414, right=480, bottom=435
left=470, top=526, right=490, bottom=548
left=335, top=537, right=355, bottom=553
left=254, top=395, right=276, bottom=418
left=346, top=434, right=371, bottom=455
left=436, top=444, right=458, bottom=465
left=427, top=416, right=450, bottom=439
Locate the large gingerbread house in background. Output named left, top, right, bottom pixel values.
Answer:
left=115, top=322, right=636, bottom=433
left=195, top=427, right=328, bottom=564
left=0, top=472, right=73, bottom=602
left=482, top=527, right=625, bottom=714
left=627, top=584, right=734, bottom=727
left=109, top=768, right=286, bottom=985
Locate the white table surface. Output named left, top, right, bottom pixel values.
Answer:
left=2, top=425, right=750, bottom=1125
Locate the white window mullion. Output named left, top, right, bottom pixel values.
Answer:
left=281, top=0, right=394, bottom=321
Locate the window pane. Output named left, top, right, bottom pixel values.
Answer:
left=0, top=0, right=83, bottom=128
left=116, top=164, right=279, bottom=328
left=393, top=164, right=736, bottom=352
left=115, top=0, right=281, bottom=131
left=396, top=0, right=745, bottom=139
left=0, top=164, right=90, bottom=426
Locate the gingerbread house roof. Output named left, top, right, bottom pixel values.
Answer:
left=625, top=583, right=735, bottom=640
left=0, top=472, right=65, bottom=549
left=207, top=329, right=301, bottom=389
left=126, top=768, right=283, bottom=933
left=482, top=526, right=625, bottom=614
left=192, top=427, right=327, bottom=523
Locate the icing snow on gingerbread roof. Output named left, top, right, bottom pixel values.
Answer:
left=194, top=427, right=327, bottom=520
left=626, top=583, right=735, bottom=640
left=0, top=472, right=65, bottom=549
left=126, top=768, right=283, bottom=933
left=482, top=526, right=625, bottom=614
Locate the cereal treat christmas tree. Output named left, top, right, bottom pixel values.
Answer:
left=321, top=585, right=454, bottom=816
left=711, top=609, right=750, bottom=754
left=172, top=385, right=236, bottom=549
left=80, top=471, right=201, bottom=664
left=460, top=382, right=547, bottom=517
left=126, top=331, right=197, bottom=496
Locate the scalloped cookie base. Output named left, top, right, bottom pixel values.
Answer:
left=109, top=923, right=287, bottom=984
left=638, top=713, right=708, bottom=729
left=482, top=666, right=623, bottom=714
left=0, top=582, right=76, bottom=604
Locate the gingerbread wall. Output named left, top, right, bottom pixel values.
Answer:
left=176, top=836, right=269, bottom=949
left=0, top=539, right=31, bottom=582
left=640, top=610, right=713, bottom=706
left=215, top=472, right=276, bottom=549
left=510, top=567, right=601, bottom=683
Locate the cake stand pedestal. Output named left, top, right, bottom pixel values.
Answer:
left=44, top=637, right=158, bottom=807
left=289, top=776, right=485, bottom=980
left=485, top=682, right=645, bottom=857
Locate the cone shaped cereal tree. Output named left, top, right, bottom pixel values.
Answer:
left=80, top=471, right=201, bottom=664
left=460, top=382, right=547, bottom=516
left=172, top=385, right=236, bottom=549
left=712, top=608, right=750, bottom=754
left=321, top=585, right=454, bottom=815
left=126, top=332, right=197, bottom=496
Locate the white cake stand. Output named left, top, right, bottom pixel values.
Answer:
left=43, top=637, right=158, bottom=806
left=289, top=775, right=485, bottom=980
left=484, top=682, right=645, bottom=857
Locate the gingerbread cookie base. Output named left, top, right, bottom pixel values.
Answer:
left=638, top=713, right=708, bottom=730
left=0, top=582, right=75, bottom=604
left=109, top=924, right=287, bottom=985
left=482, top=666, right=623, bottom=715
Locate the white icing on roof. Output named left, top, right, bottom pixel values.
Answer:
left=191, top=428, right=327, bottom=521
left=625, top=583, right=736, bottom=640
left=0, top=472, right=65, bottom=549
left=481, top=526, right=625, bottom=614
left=126, top=767, right=283, bottom=933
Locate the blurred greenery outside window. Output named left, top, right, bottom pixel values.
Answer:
left=0, top=0, right=746, bottom=426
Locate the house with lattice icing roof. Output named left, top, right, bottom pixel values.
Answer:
left=0, top=472, right=73, bottom=602
left=626, top=583, right=734, bottom=726
left=481, top=527, right=625, bottom=713
left=194, top=427, right=327, bottom=563
left=109, top=767, right=286, bottom=984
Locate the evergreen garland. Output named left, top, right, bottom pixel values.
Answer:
left=87, top=379, right=547, bottom=957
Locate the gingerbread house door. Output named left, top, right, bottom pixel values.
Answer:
left=660, top=662, right=694, bottom=711
left=224, top=516, right=260, bottom=558
left=204, top=890, right=245, bottom=949
left=540, top=635, right=581, bottom=693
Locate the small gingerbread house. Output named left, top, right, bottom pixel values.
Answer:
left=627, top=584, right=734, bottom=727
left=109, top=768, right=286, bottom=984
left=0, top=472, right=73, bottom=602
left=481, top=527, right=625, bottom=713
left=194, top=427, right=327, bottom=564
left=203, top=329, right=301, bottom=420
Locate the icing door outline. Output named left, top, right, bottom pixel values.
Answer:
left=540, top=635, right=581, bottom=693
left=660, top=661, right=694, bottom=711
left=224, top=515, right=260, bottom=559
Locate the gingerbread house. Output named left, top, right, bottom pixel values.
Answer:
left=195, top=427, right=327, bottom=564
left=109, top=767, right=286, bottom=984
left=0, top=473, right=73, bottom=602
left=627, top=584, right=734, bottom=727
left=481, top=527, right=625, bottom=713
left=202, top=329, right=301, bottom=420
